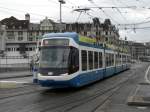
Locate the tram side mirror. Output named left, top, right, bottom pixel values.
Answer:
left=32, top=54, right=39, bottom=62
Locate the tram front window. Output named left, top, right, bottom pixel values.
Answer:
left=39, top=46, right=79, bottom=76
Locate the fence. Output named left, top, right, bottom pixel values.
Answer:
left=0, top=56, right=32, bottom=72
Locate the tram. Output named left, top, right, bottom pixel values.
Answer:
left=34, top=32, right=131, bottom=88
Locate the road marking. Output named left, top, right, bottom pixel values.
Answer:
left=144, top=65, right=150, bottom=84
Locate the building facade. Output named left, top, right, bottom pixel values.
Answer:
left=0, top=14, right=61, bottom=59
left=128, top=42, right=146, bottom=60
left=66, top=18, right=120, bottom=50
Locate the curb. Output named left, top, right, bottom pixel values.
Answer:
left=127, top=96, right=150, bottom=106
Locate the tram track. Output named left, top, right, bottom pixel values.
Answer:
left=0, top=63, right=148, bottom=112
left=38, top=69, right=137, bottom=112
left=0, top=68, right=135, bottom=112
left=41, top=64, right=148, bottom=112
left=0, top=84, right=46, bottom=100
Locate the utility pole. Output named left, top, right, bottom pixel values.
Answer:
left=58, top=0, right=65, bottom=32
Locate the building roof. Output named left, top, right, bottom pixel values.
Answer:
left=40, top=17, right=55, bottom=25
left=29, top=23, right=40, bottom=30
left=0, top=16, right=29, bottom=29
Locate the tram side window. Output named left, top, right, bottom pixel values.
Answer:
left=117, top=54, right=121, bottom=65
left=108, top=53, right=113, bottom=66
left=115, top=54, right=117, bottom=65
left=111, top=54, right=114, bottom=66
left=68, top=47, right=79, bottom=74
left=120, top=55, right=122, bottom=65
left=122, top=55, right=124, bottom=64
left=99, top=52, right=102, bottom=68
left=81, top=50, right=87, bottom=71
left=94, top=52, right=98, bottom=69
left=88, top=51, right=93, bottom=70
left=116, top=54, right=120, bottom=65
left=105, top=53, right=109, bottom=67
left=109, top=54, right=111, bottom=66
left=127, top=56, right=131, bottom=63
left=124, top=55, right=126, bottom=64
left=126, top=56, right=127, bottom=63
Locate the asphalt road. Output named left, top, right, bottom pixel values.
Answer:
left=0, top=62, right=149, bottom=112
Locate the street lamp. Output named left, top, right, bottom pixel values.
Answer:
left=58, top=0, right=65, bottom=32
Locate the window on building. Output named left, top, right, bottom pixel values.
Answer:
left=99, top=32, right=101, bottom=35
left=106, top=31, right=108, bottom=35
left=84, top=32, right=87, bottom=36
left=19, top=26, right=22, bottom=29
left=18, top=36, right=23, bottom=41
left=99, top=52, right=103, bottom=68
left=32, top=47, right=35, bottom=51
left=28, top=37, right=33, bottom=41
left=81, top=50, right=87, bottom=71
left=18, top=31, right=23, bottom=35
left=88, top=51, right=93, bottom=70
left=7, top=31, right=15, bottom=40
left=16, top=48, right=20, bottom=51
left=14, top=48, right=17, bottom=51
left=94, top=52, right=98, bottom=69
left=96, top=32, right=98, bottom=36
left=30, top=32, right=33, bottom=36
left=36, top=32, right=39, bottom=36
left=29, top=47, right=32, bottom=51
left=25, top=48, right=28, bottom=51
left=7, top=48, right=11, bottom=51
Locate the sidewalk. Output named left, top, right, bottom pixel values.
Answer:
left=127, top=83, right=150, bottom=106
left=127, top=64, right=150, bottom=106
left=0, top=71, right=32, bottom=79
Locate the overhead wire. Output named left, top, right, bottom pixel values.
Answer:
left=86, top=0, right=105, bottom=21
left=99, top=8, right=119, bottom=24
left=75, top=11, right=82, bottom=22
left=112, top=0, right=150, bottom=30
left=115, top=8, right=128, bottom=22
left=0, top=5, right=58, bottom=20
left=111, top=0, right=129, bottom=23
left=87, top=0, right=123, bottom=24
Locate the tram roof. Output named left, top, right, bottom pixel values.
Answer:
left=43, top=32, right=79, bottom=43
left=43, top=32, right=104, bottom=49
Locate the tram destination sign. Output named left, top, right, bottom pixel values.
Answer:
left=43, top=39, right=69, bottom=46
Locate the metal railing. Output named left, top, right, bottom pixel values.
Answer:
left=0, top=56, right=32, bottom=72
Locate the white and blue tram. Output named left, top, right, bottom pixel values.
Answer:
left=35, top=32, right=131, bottom=88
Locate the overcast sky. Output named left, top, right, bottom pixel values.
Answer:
left=0, top=0, right=150, bottom=42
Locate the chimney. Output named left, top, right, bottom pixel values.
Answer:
left=25, top=13, right=30, bottom=22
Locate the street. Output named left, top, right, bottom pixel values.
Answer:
left=0, top=62, right=150, bottom=112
